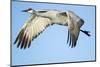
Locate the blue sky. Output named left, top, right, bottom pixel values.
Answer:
left=12, top=1, right=96, bottom=66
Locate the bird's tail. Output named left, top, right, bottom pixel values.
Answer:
left=80, top=30, right=91, bottom=36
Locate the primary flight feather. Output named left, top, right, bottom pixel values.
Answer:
left=14, top=8, right=90, bottom=49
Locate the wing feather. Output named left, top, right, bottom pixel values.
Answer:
left=67, top=11, right=83, bottom=48
left=68, top=23, right=80, bottom=48
left=14, top=15, right=51, bottom=49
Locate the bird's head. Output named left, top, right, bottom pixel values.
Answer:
left=22, top=8, right=36, bottom=14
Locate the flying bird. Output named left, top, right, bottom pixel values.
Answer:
left=14, top=8, right=90, bottom=49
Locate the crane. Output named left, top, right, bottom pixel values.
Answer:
left=14, top=8, right=90, bottom=49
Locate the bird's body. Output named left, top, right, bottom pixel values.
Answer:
left=35, top=10, right=67, bottom=25
left=14, top=8, right=90, bottom=49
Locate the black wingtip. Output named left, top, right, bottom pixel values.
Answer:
left=14, top=36, right=19, bottom=45
left=67, top=31, right=78, bottom=48
left=14, top=41, right=16, bottom=45
left=69, top=32, right=72, bottom=47
left=67, top=30, right=69, bottom=44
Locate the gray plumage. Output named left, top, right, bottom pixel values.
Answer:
left=14, top=8, right=90, bottom=49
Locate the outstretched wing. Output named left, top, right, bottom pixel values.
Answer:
left=14, top=15, right=51, bottom=49
left=67, top=11, right=84, bottom=48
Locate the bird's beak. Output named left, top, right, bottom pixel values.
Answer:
left=22, top=9, right=27, bottom=12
